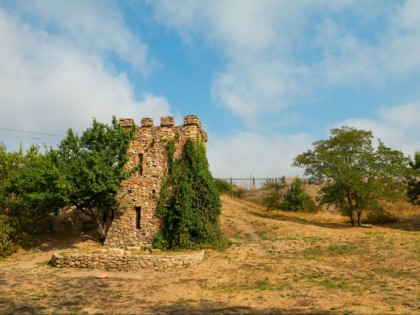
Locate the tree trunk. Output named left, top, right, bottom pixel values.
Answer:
left=349, top=211, right=355, bottom=227
left=102, top=209, right=107, bottom=226
left=346, top=190, right=355, bottom=227
left=353, top=192, right=362, bottom=227
left=93, top=214, right=107, bottom=244
left=357, top=210, right=362, bottom=227
left=78, top=207, right=107, bottom=243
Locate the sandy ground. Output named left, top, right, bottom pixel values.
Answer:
left=0, top=195, right=419, bottom=314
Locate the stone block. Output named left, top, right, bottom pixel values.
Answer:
left=160, top=116, right=175, bottom=127
left=119, top=118, right=134, bottom=128
left=108, top=248, right=124, bottom=255
left=141, top=117, right=153, bottom=127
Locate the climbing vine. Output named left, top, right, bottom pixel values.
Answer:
left=154, top=139, right=224, bottom=249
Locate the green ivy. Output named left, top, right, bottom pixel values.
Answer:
left=154, top=139, right=224, bottom=249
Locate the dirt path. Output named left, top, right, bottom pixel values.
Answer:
left=1, top=195, right=419, bottom=314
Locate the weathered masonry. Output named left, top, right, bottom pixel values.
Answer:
left=104, top=115, right=208, bottom=248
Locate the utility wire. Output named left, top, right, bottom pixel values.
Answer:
left=0, top=127, right=65, bottom=138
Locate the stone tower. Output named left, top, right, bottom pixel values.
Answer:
left=104, top=115, right=208, bottom=248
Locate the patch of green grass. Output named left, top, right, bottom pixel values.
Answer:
left=303, top=243, right=361, bottom=259
left=326, top=243, right=359, bottom=255
left=14, top=305, right=39, bottom=313
left=241, top=232, right=254, bottom=242
left=373, top=268, right=417, bottom=279
left=318, top=278, right=354, bottom=290
left=292, top=271, right=365, bottom=292
left=69, top=307, right=88, bottom=315
left=254, top=229, right=277, bottom=241
left=209, top=277, right=285, bottom=293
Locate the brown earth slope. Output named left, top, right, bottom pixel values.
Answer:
left=0, top=195, right=419, bottom=314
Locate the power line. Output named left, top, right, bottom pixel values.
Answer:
left=0, top=127, right=65, bottom=138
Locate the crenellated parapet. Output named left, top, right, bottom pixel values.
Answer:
left=118, top=114, right=208, bottom=144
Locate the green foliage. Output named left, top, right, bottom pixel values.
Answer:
left=152, top=231, right=169, bottom=250
left=407, top=151, right=420, bottom=205
left=0, top=214, right=19, bottom=258
left=213, top=178, right=248, bottom=200
left=55, top=117, right=134, bottom=242
left=0, top=143, right=24, bottom=213
left=293, top=126, right=411, bottom=227
left=366, top=208, right=398, bottom=224
left=156, top=139, right=223, bottom=249
left=0, top=143, right=65, bottom=242
left=263, top=177, right=316, bottom=213
left=1, top=118, right=133, bottom=244
left=214, top=178, right=233, bottom=194
left=263, top=177, right=286, bottom=213
left=4, top=146, right=67, bottom=225
left=282, top=178, right=317, bottom=212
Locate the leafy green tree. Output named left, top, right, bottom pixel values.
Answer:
left=55, top=117, right=134, bottom=242
left=156, top=139, right=223, bottom=249
left=4, top=146, right=67, bottom=229
left=407, top=151, right=420, bottom=205
left=293, top=126, right=411, bottom=227
left=263, top=177, right=287, bottom=215
left=281, top=177, right=317, bottom=212
left=1, top=144, right=63, bottom=256
left=1, top=118, right=133, bottom=245
left=0, top=145, right=21, bottom=257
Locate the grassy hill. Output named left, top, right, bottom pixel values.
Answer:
left=0, top=195, right=419, bottom=314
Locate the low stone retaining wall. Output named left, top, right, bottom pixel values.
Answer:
left=50, top=250, right=205, bottom=271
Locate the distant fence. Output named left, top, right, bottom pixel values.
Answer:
left=216, top=177, right=322, bottom=189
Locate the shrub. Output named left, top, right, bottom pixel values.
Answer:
left=281, top=178, right=317, bottom=212
left=0, top=215, right=20, bottom=258
left=230, top=186, right=247, bottom=199
left=263, top=177, right=287, bottom=212
left=365, top=208, right=398, bottom=224
left=214, top=178, right=233, bottom=194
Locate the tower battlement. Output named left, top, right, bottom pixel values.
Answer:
left=118, top=115, right=207, bottom=143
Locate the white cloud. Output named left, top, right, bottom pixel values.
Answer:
left=335, top=102, right=420, bottom=157
left=395, top=0, right=420, bottom=30
left=0, top=7, right=170, bottom=150
left=207, top=130, right=312, bottom=178
left=150, top=0, right=313, bottom=125
left=207, top=101, right=420, bottom=178
left=16, top=0, right=152, bottom=74
left=151, top=0, right=420, bottom=129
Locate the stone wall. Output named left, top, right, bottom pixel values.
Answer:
left=104, top=115, right=208, bottom=248
left=50, top=250, right=205, bottom=271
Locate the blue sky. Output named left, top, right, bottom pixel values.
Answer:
left=0, top=0, right=419, bottom=178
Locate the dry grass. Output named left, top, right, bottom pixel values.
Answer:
left=241, top=184, right=420, bottom=225
left=0, top=195, right=419, bottom=314
left=384, top=200, right=420, bottom=219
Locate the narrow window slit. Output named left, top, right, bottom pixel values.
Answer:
left=138, top=153, right=144, bottom=175
left=168, top=157, right=173, bottom=176
left=135, top=206, right=141, bottom=229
